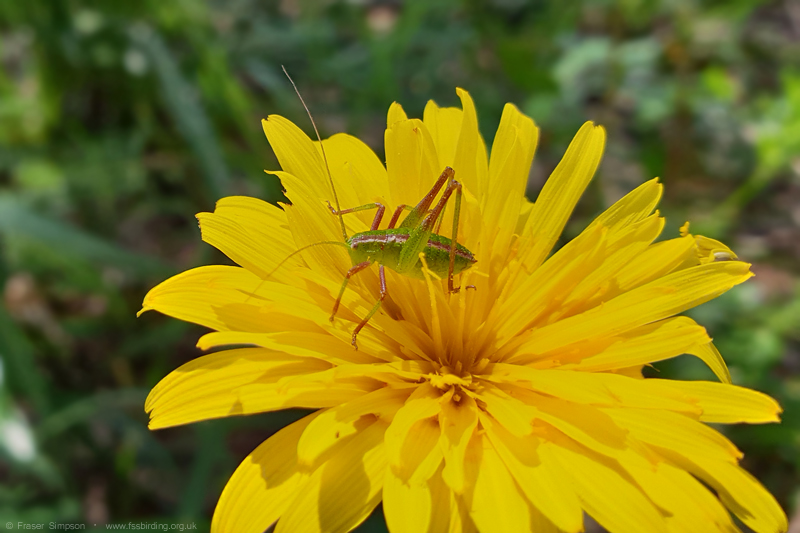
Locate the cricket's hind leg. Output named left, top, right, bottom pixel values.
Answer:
left=446, top=180, right=464, bottom=294
left=351, top=264, right=387, bottom=350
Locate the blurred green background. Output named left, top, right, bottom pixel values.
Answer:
left=0, top=0, right=798, bottom=531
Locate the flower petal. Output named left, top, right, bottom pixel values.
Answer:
left=659, top=450, right=788, bottom=533
left=482, top=103, right=539, bottom=262
left=480, top=413, right=583, bottom=532
left=513, top=261, right=753, bottom=358
left=484, top=365, right=701, bottom=414
left=197, top=330, right=384, bottom=365
left=465, top=433, right=534, bottom=533
left=544, top=434, right=667, bottom=533
left=276, top=418, right=388, bottom=533
left=648, top=380, right=782, bottom=424
left=521, top=121, right=606, bottom=271
left=262, top=115, right=329, bottom=200
left=296, top=386, right=410, bottom=466
left=211, top=411, right=321, bottom=533
left=383, top=422, right=448, bottom=533
left=423, top=100, right=463, bottom=171
left=317, top=133, right=390, bottom=218
left=145, top=348, right=333, bottom=429
left=602, top=408, right=743, bottom=463
left=385, top=383, right=444, bottom=471
left=197, top=196, right=299, bottom=282
left=452, top=88, right=486, bottom=199
left=385, top=118, right=440, bottom=208
left=439, top=394, right=479, bottom=494
left=140, top=265, right=269, bottom=332
left=568, top=317, right=719, bottom=377
left=616, top=453, right=739, bottom=532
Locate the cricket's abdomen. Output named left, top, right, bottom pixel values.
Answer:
left=347, top=228, right=477, bottom=279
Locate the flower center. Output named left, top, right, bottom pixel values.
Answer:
left=426, top=368, right=472, bottom=390
left=423, top=359, right=484, bottom=393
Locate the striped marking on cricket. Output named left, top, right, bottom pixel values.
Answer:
left=348, top=231, right=478, bottom=263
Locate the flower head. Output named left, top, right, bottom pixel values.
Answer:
left=141, top=89, right=787, bottom=533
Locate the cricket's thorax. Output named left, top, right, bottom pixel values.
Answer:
left=347, top=228, right=476, bottom=279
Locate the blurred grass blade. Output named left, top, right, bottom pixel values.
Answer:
left=0, top=305, right=48, bottom=412
left=36, top=388, right=148, bottom=441
left=130, top=24, right=231, bottom=201
left=0, top=195, right=172, bottom=276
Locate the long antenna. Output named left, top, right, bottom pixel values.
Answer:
left=264, top=240, right=350, bottom=279
left=281, top=65, right=348, bottom=242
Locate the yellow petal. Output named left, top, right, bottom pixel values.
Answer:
left=276, top=170, right=351, bottom=279
left=510, top=388, right=630, bottom=459
left=140, top=265, right=266, bottom=332
left=383, top=424, right=448, bottom=533
left=485, top=364, right=701, bottom=414
left=276, top=418, right=388, bottom=533
left=660, top=450, right=788, bottom=533
left=544, top=434, right=667, bottom=533
left=385, top=118, right=440, bottom=208
left=694, top=234, right=738, bottom=263
left=591, top=177, right=663, bottom=229
left=385, top=383, right=444, bottom=471
left=615, top=453, right=739, bottom=533
left=197, top=330, right=384, bottom=365
left=521, top=121, right=606, bottom=271
left=423, top=100, right=463, bottom=171
left=197, top=196, right=299, bottom=282
left=495, top=224, right=608, bottom=344
left=603, top=408, right=742, bottom=463
left=262, top=115, right=329, bottom=200
left=515, top=261, right=753, bottom=357
left=439, top=394, right=479, bottom=494
left=297, top=386, right=410, bottom=466
left=569, top=317, right=716, bottom=376
left=488, top=103, right=538, bottom=200
left=452, top=88, right=486, bottom=198
left=559, top=214, right=665, bottom=312
left=317, top=133, right=390, bottom=218
left=483, top=103, right=539, bottom=262
left=145, top=348, right=333, bottom=429
left=498, top=179, right=665, bottom=341
left=387, top=101, right=408, bottom=127
left=649, top=379, right=782, bottom=424
left=613, top=234, right=697, bottom=291
left=211, top=411, right=321, bottom=533
left=685, top=341, right=732, bottom=385
left=480, top=413, right=583, bottom=532
left=465, top=433, right=534, bottom=533
left=230, top=367, right=383, bottom=415
left=477, top=384, right=536, bottom=437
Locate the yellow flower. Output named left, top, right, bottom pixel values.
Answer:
left=141, top=89, right=787, bottom=533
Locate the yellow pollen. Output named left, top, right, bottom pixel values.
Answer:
left=426, top=371, right=472, bottom=390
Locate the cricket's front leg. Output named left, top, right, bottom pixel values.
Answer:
left=327, top=201, right=386, bottom=231
left=330, top=260, right=372, bottom=322
left=351, top=264, right=387, bottom=350
left=387, top=204, right=412, bottom=229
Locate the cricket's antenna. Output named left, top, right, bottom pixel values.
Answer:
left=281, top=65, right=348, bottom=242
left=242, top=239, right=350, bottom=305
left=264, top=240, right=351, bottom=280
